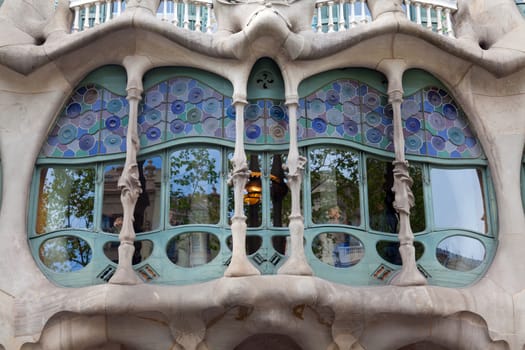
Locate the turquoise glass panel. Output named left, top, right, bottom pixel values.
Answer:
left=312, top=232, right=365, bottom=267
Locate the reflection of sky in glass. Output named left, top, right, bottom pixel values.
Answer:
left=431, top=168, right=486, bottom=233
left=437, top=235, right=485, bottom=261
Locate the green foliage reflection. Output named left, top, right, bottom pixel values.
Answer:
left=310, top=148, right=361, bottom=226
left=170, top=148, right=221, bottom=225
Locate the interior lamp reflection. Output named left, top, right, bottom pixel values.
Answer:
left=244, top=171, right=263, bottom=205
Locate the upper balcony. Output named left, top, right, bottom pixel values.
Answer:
left=68, top=0, right=458, bottom=37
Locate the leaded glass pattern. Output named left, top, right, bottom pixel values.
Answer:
left=42, top=84, right=128, bottom=158
left=300, top=79, right=394, bottom=152
left=245, top=100, right=289, bottom=144
left=300, top=80, right=483, bottom=159
left=402, top=87, right=483, bottom=158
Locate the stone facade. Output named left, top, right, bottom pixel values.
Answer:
left=0, top=0, right=524, bottom=349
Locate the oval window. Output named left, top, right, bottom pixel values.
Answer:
left=376, top=240, right=424, bottom=265
left=39, top=236, right=92, bottom=273
left=436, top=236, right=486, bottom=271
left=312, top=233, right=364, bottom=267
left=226, top=235, right=262, bottom=255
left=167, top=232, right=220, bottom=267
left=103, top=240, right=154, bottom=265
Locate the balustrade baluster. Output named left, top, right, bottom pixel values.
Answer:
left=425, top=4, right=432, bottom=30
left=405, top=0, right=411, bottom=20
left=359, top=0, right=366, bottom=24
left=414, top=2, right=421, bottom=25
left=105, top=0, right=112, bottom=22
left=94, top=1, right=101, bottom=26
left=195, top=3, right=202, bottom=31
left=183, top=0, right=190, bottom=30
left=445, top=8, right=453, bottom=37
left=349, top=0, right=356, bottom=28
left=83, top=4, right=91, bottom=29
left=206, top=3, right=213, bottom=33
left=436, top=6, right=443, bottom=34
left=338, top=0, right=346, bottom=31
left=316, top=5, right=322, bottom=32
left=327, top=1, right=335, bottom=32
left=173, top=0, right=179, bottom=27
left=162, top=0, right=168, bottom=21
left=73, top=6, right=80, bottom=32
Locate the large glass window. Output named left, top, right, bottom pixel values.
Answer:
left=36, top=167, right=95, bottom=234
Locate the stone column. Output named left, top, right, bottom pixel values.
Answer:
left=278, top=98, right=313, bottom=276
left=224, top=96, right=260, bottom=277
left=109, top=56, right=151, bottom=285
left=380, top=60, right=426, bottom=286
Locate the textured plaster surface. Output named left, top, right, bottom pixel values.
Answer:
left=0, top=0, right=523, bottom=349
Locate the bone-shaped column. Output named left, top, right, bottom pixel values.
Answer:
left=109, top=56, right=151, bottom=285
left=381, top=60, right=426, bottom=286
left=278, top=98, right=313, bottom=276
left=224, top=96, right=260, bottom=277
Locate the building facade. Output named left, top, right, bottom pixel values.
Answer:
left=0, top=0, right=524, bottom=349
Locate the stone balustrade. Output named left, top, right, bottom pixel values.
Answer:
left=67, top=1, right=458, bottom=40
left=404, top=0, right=457, bottom=37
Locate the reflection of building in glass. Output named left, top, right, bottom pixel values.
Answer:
left=2, top=1, right=525, bottom=349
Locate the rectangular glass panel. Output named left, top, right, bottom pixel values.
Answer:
left=366, top=158, right=426, bottom=233
left=102, top=163, right=124, bottom=233
left=431, top=168, right=487, bottom=233
left=310, top=147, right=361, bottom=226
left=170, top=148, right=221, bottom=225
left=137, top=157, right=162, bottom=232
left=270, top=154, right=291, bottom=227
left=36, top=167, right=95, bottom=234
left=245, top=154, right=262, bottom=227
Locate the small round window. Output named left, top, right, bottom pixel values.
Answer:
left=312, top=233, right=364, bottom=267
left=376, top=240, right=424, bottom=265
left=103, top=240, right=154, bottom=265
left=39, top=236, right=92, bottom=273
left=436, top=236, right=486, bottom=271
left=167, top=232, right=220, bottom=267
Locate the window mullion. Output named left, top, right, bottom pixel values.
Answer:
left=93, top=162, right=105, bottom=232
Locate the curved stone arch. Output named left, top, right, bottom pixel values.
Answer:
left=356, top=311, right=510, bottom=350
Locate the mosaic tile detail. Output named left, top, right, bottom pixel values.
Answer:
left=165, top=77, right=226, bottom=141
left=244, top=100, right=289, bottom=144
left=301, top=80, right=483, bottom=159
left=403, top=87, right=483, bottom=158
left=41, top=84, right=128, bottom=158
left=302, top=79, right=391, bottom=150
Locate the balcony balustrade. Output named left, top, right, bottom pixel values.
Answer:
left=68, top=0, right=458, bottom=37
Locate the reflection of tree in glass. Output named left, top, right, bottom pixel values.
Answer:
left=367, top=159, right=425, bottom=233
left=38, top=168, right=95, bottom=233
left=310, top=148, right=360, bottom=226
left=39, top=236, right=92, bottom=272
left=170, top=148, right=220, bottom=225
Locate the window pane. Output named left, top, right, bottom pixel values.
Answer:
left=245, top=154, right=262, bottom=227
left=367, top=158, right=426, bottom=233
left=170, top=148, right=221, bottom=225
left=431, top=168, right=487, bottom=233
left=102, top=163, right=124, bottom=233
left=367, top=158, right=397, bottom=233
left=166, top=232, right=220, bottom=267
left=137, top=157, right=162, bottom=232
left=436, top=236, right=485, bottom=271
left=270, top=154, right=290, bottom=227
left=39, top=236, right=92, bottom=272
left=312, top=233, right=365, bottom=267
left=310, top=148, right=361, bottom=226
left=103, top=240, right=154, bottom=265
left=36, top=168, right=95, bottom=234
